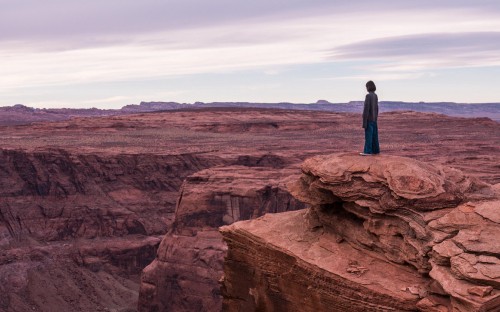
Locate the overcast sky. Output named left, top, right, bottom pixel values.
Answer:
left=1, top=0, right=500, bottom=108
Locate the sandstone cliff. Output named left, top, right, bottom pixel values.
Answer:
left=220, top=154, right=500, bottom=311
left=0, top=148, right=222, bottom=311
left=138, top=166, right=306, bottom=311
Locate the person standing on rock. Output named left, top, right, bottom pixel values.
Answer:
left=360, top=80, right=380, bottom=155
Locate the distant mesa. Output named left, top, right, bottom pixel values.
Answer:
left=315, top=99, right=331, bottom=105
left=0, top=100, right=499, bottom=126
left=9, top=104, right=35, bottom=112
left=121, top=101, right=186, bottom=112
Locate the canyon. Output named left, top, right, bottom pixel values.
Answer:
left=0, top=107, right=498, bottom=311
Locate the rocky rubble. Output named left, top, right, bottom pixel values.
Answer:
left=138, top=166, right=306, bottom=312
left=220, top=153, right=500, bottom=311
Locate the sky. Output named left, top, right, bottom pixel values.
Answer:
left=1, top=0, right=500, bottom=109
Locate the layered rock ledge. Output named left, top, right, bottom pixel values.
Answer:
left=138, top=166, right=306, bottom=311
left=220, top=153, right=500, bottom=312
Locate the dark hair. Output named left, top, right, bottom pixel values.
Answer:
left=366, top=80, right=376, bottom=92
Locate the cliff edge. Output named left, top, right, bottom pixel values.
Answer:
left=220, top=153, right=500, bottom=311
left=138, top=166, right=306, bottom=312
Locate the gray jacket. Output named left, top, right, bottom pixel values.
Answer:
left=362, top=92, right=378, bottom=128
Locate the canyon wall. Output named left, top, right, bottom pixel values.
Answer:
left=0, top=148, right=223, bottom=311
left=0, top=149, right=222, bottom=242
left=220, top=153, right=500, bottom=311
left=138, top=166, right=306, bottom=311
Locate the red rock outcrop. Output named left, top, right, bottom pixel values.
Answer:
left=220, top=153, right=500, bottom=311
left=138, top=166, right=306, bottom=312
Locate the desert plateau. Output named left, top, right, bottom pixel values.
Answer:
left=0, top=107, right=498, bottom=311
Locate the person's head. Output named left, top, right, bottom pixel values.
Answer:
left=366, top=80, right=376, bottom=92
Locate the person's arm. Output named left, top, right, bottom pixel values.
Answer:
left=362, top=94, right=370, bottom=128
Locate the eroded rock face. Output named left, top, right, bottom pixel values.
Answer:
left=138, top=166, right=306, bottom=312
left=0, top=149, right=220, bottom=311
left=220, top=153, right=500, bottom=312
left=0, top=149, right=222, bottom=244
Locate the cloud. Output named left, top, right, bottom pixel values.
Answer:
left=2, top=10, right=500, bottom=93
left=2, top=1, right=500, bottom=106
left=0, top=0, right=336, bottom=47
left=0, top=37, right=324, bottom=92
left=332, top=32, right=500, bottom=71
left=318, top=72, right=432, bottom=82
left=2, top=1, right=499, bottom=50
left=334, top=32, right=500, bottom=59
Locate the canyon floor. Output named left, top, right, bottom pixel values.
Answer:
left=0, top=108, right=499, bottom=311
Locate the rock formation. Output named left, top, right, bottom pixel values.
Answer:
left=0, top=148, right=221, bottom=311
left=0, top=108, right=497, bottom=311
left=0, top=149, right=221, bottom=244
left=138, top=166, right=306, bottom=312
left=220, top=153, right=500, bottom=311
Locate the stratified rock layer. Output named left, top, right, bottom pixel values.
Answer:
left=220, top=153, right=500, bottom=312
left=138, top=166, right=306, bottom=312
left=0, top=149, right=221, bottom=311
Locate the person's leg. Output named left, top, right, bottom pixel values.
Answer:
left=363, top=122, right=374, bottom=154
left=372, top=122, right=380, bottom=154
